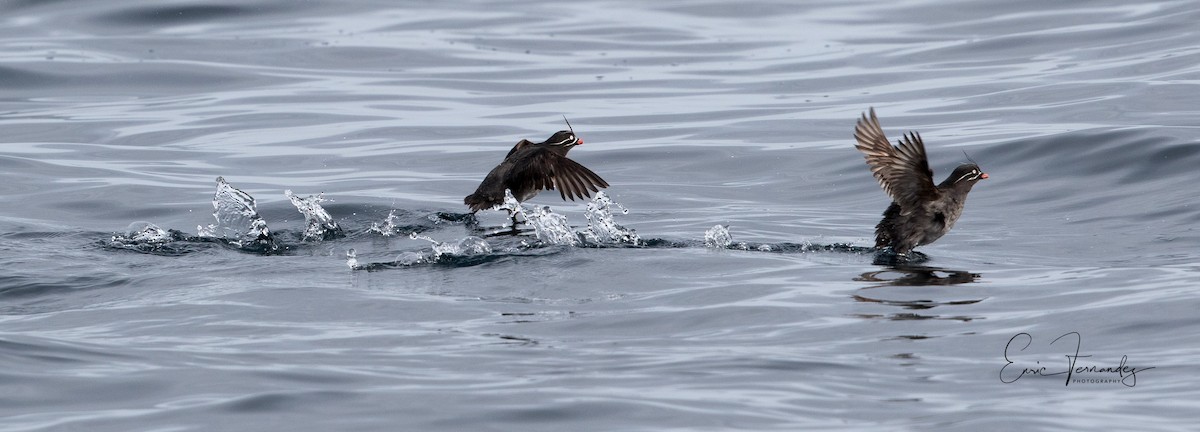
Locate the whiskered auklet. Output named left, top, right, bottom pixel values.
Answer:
left=464, top=120, right=609, bottom=213
left=853, top=108, right=988, bottom=255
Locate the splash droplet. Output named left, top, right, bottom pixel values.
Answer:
left=524, top=205, right=580, bottom=246
left=370, top=210, right=399, bottom=236
left=198, top=177, right=274, bottom=249
left=285, top=189, right=341, bottom=241
left=582, top=192, right=640, bottom=245
left=704, top=224, right=732, bottom=249
left=122, top=221, right=170, bottom=243
left=410, top=233, right=493, bottom=258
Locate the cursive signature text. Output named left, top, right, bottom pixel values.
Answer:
left=999, top=332, right=1154, bottom=387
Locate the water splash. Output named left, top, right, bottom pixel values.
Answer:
left=353, top=190, right=642, bottom=269
left=490, top=189, right=580, bottom=245
left=108, top=221, right=174, bottom=251
left=582, top=191, right=640, bottom=245
left=197, top=176, right=275, bottom=249
left=498, top=189, right=523, bottom=229
left=105, top=221, right=205, bottom=255
left=395, top=251, right=426, bottom=266
left=117, top=221, right=171, bottom=244
left=410, top=232, right=493, bottom=259
left=523, top=205, right=581, bottom=246
left=285, top=189, right=341, bottom=241
left=370, top=209, right=400, bottom=236
left=450, top=236, right=493, bottom=256
left=704, top=224, right=733, bottom=249
left=495, top=189, right=638, bottom=246
left=346, top=248, right=358, bottom=269
left=366, top=233, right=494, bottom=267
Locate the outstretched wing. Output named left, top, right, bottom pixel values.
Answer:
left=509, top=148, right=609, bottom=201
left=853, top=107, right=937, bottom=209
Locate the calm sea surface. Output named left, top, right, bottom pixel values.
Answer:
left=2, top=1, right=1198, bottom=430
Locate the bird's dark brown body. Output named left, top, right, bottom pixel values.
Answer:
left=464, top=130, right=608, bottom=212
left=853, top=108, right=988, bottom=255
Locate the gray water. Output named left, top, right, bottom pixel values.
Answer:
left=3, top=1, right=1199, bottom=430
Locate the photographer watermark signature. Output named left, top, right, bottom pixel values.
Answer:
left=1000, top=332, right=1154, bottom=387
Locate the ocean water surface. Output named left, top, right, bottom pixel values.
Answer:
left=2, top=0, right=1198, bottom=430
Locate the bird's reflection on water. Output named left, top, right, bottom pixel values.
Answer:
left=852, top=260, right=984, bottom=323
left=858, top=264, right=979, bottom=287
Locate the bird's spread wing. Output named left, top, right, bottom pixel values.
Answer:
left=853, top=108, right=937, bottom=209
left=510, top=149, right=609, bottom=201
